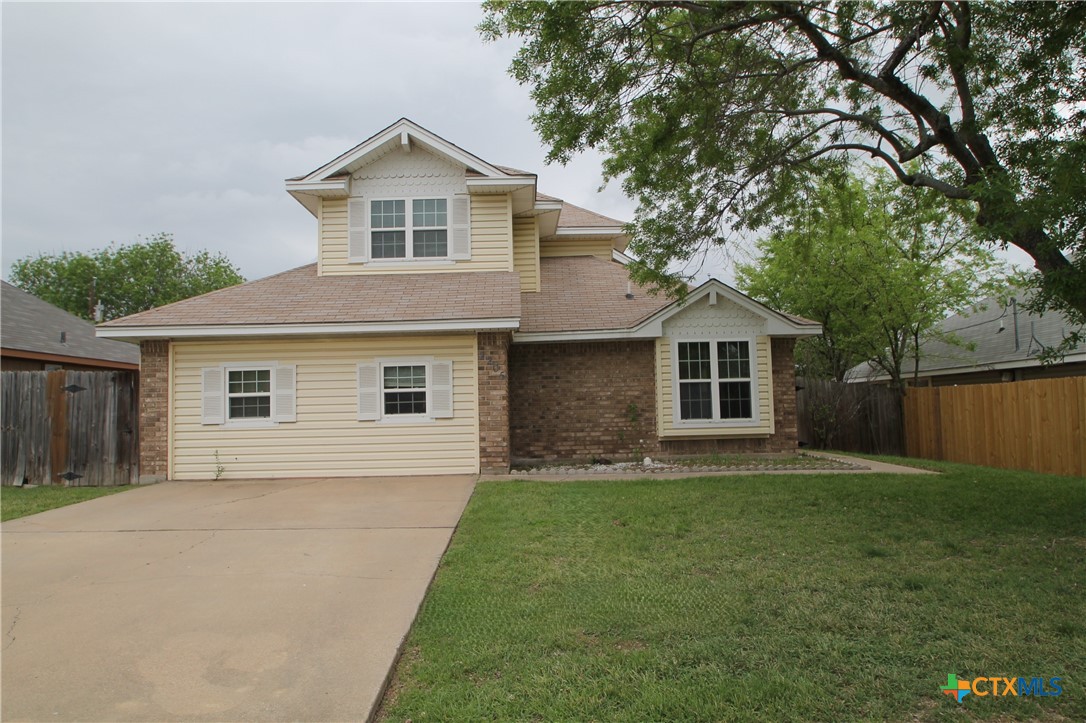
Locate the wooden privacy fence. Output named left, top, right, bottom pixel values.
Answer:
left=904, top=377, right=1086, bottom=477
left=1, top=370, right=138, bottom=486
left=796, top=377, right=904, bottom=455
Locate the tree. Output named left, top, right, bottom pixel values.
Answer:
left=9, top=233, right=244, bottom=322
left=736, top=167, right=1004, bottom=391
left=481, top=1, right=1086, bottom=328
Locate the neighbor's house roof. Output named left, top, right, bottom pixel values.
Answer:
left=96, top=265, right=522, bottom=339
left=847, top=291, right=1086, bottom=381
left=1, top=281, right=140, bottom=368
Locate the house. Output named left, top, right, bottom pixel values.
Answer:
left=848, top=292, right=1086, bottom=386
left=1, top=281, right=139, bottom=372
left=97, top=119, right=821, bottom=481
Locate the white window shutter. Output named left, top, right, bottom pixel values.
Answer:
left=430, top=360, right=454, bottom=419
left=201, top=367, right=224, bottom=425
left=357, top=362, right=380, bottom=421
left=449, top=195, right=471, bottom=260
left=348, top=197, right=369, bottom=263
left=274, top=364, right=297, bottom=423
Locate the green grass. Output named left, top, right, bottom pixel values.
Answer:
left=380, top=459, right=1085, bottom=722
left=1, top=485, right=131, bottom=521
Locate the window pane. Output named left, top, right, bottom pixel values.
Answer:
left=679, top=381, right=713, bottom=420
left=229, top=396, right=271, bottom=419
left=371, top=199, right=405, bottom=229
left=371, top=230, right=406, bottom=258
left=412, top=198, right=447, bottom=227
left=228, top=369, right=270, bottom=394
left=384, top=391, right=427, bottom=415
left=719, top=381, right=752, bottom=419
left=677, top=342, right=711, bottom=380
left=383, top=365, right=426, bottom=390
left=413, top=229, right=448, bottom=257
left=717, top=341, right=750, bottom=379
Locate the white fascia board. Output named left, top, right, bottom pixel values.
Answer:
left=856, top=351, right=1086, bottom=382
left=97, top=318, right=521, bottom=340
left=284, top=179, right=349, bottom=194
left=466, top=177, right=535, bottom=191
left=555, top=226, right=625, bottom=236
left=303, top=119, right=506, bottom=181
left=514, top=328, right=656, bottom=343
left=612, top=249, right=635, bottom=265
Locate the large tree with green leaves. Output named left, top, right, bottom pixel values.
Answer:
left=482, top=1, right=1086, bottom=329
left=736, top=168, right=1004, bottom=390
left=9, top=233, right=244, bottom=322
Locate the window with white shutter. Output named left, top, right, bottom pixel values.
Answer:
left=357, top=359, right=455, bottom=422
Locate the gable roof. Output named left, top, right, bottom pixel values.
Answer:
left=1, top=281, right=139, bottom=367
left=97, top=265, right=521, bottom=339
left=517, top=256, right=821, bottom=341
left=556, top=201, right=625, bottom=229
left=520, top=256, right=672, bottom=334
left=847, top=291, right=1086, bottom=381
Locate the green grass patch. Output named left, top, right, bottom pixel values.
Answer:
left=380, top=460, right=1085, bottom=722
left=1, top=485, right=131, bottom=521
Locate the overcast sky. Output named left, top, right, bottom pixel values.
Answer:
left=2, top=1, right=679, bottom=284
left=3, top=1, right=1030, bottom=290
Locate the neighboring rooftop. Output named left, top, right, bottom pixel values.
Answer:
left=520, top=256, right=673, bottom=334
left=848, top=291, right=1086, bottom=380
left=97, top=265, right=522, bottom=329
left=1, top=281, right=140, bottom=367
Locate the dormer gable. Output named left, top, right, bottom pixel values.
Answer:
left=286, top=119, right=629, bottom=285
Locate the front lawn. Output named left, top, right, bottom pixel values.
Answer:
left=1, top=485, right=131, bottom=522
left=380, top=460, right=1085, bottom=721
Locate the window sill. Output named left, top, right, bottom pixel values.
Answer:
left=358, top=259, right=457, bottom=269
left=373, top=415, right=437, bottom=425
left=223, top=420, right=278, bottom=429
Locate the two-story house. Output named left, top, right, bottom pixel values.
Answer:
left=98, top=119, right=820, bottom=481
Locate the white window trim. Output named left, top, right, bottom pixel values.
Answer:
left=376, top=357, right=435, bottom=424
left=222, top=361, right=278, bottom=428
left=671, top=338, right=760, bottom=428
left=369, top=196, right=451, bottom=262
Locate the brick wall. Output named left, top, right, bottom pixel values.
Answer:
left=510, top=341, right=659, bottom=462
left=511, top=337, right=800, bottom=462
left=478, top=332, right=511, bottom=473
left=139, top=340, right=169, bottom=482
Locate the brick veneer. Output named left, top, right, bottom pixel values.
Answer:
left=478, top=332, right=511, bottom=473
left=511, top=337, right=800, bottom=462
left=139, top=340, right=169, bottom=482
left=510, top=341, right=660, bottom=462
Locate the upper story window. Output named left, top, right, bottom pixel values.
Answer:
left=676, top=340, right=755, bottom=423
left=347, top=195, right=470, bottom=264
left=370, top=198, right=449, bottom=259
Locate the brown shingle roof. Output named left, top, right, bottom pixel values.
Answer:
left=557, top=201, right=626, bottom=228
left=520, top=256, right=673, bottom=333
left=99, top=265, right=521, bottom=328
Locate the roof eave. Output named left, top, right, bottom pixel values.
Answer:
left=96, top=317, right=521, bottom=341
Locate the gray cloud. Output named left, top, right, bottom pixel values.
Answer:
left=2, top=1, right=638, bottom=282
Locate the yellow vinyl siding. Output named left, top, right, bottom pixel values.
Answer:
left=319, top=195, right=513, bottom=275
left=512, top=217, right=540, bottom=292
left=656, top=336, right=775, bottom=438
left=171, top=334, right=478, bottom=479
left=539, top=237, right=615, bottom=260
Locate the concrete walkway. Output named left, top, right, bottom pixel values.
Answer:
left=1, top=476, right=476, bottom=722
left=479, top=451, right=935, bottom=482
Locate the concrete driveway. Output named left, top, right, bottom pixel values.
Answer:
left=1, top=476, right=476, bottom=722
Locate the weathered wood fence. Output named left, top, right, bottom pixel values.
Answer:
left=904, top=377, right=1085, bottom=477
left=796, top=377, right=904, bottom=455
left=1, top=370, right=138, bottom=486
